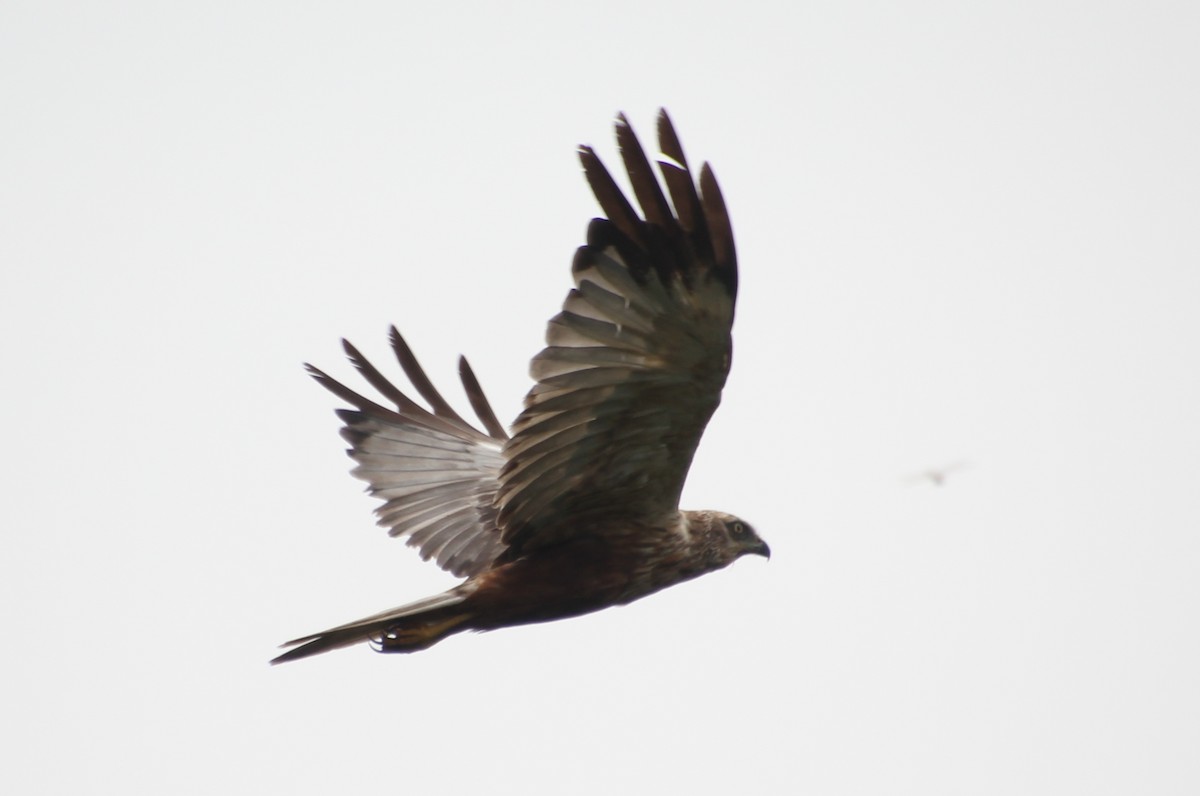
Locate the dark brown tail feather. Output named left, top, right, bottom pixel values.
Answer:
left=271, top=591, right=472, bottom=664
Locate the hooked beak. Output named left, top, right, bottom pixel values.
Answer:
left=749, top=538, right=771, bottom=560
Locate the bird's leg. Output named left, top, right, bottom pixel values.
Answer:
left=378, top=613, right=473, bottom=653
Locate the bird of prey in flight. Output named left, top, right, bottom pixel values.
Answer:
left=272, top=110, right=767, bottom=664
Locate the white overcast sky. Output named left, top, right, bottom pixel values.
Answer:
left=3, top=1, right=1198, bottom=793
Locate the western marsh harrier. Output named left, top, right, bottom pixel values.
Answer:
left=272, top=111, right=767, bottom=664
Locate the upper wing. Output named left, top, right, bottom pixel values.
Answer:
left=308, top=327, right=509, bottom=577
left=496, top=110, right=738, bottom=555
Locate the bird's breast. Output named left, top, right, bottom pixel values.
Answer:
left=465, top=530, right=697, bottom=630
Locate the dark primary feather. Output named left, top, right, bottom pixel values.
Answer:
left=459, top=357, right=508, bottom=441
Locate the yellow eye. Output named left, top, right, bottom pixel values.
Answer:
left=732, top=521, right=745, bottom=536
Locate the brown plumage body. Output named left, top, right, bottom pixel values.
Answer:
left=272, top=111, right=767, bottom=665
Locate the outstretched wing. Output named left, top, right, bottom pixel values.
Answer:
left=308, top=327, right=509, bottom=577
left=496, top=110, right=738, bottom=555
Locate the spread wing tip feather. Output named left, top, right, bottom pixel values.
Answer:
left=458, top=356, right=509, bottom=440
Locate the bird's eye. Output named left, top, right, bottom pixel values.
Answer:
left=731, top=521, right=745, bottom=536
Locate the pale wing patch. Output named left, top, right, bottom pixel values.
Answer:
left=307, top=331, right=510, bottom=578
left=339, top=407, right=506, bottom=577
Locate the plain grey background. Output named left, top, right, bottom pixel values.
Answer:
left=3, top=1, right=1198, bottom=793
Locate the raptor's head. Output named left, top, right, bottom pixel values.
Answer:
left=688, top=510, right=770, bottom=568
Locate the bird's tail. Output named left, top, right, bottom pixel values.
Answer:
left=271, top=590, right=473, bottom=665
